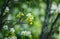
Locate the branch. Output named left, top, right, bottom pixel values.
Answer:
left=47, top=13, right=60, bottom=39
left=39, top=0, right=50, bottom=39
left=0, top=0, right=10, bottom=31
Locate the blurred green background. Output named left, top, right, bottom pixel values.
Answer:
left=0, top=0, right=60, bottom=39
